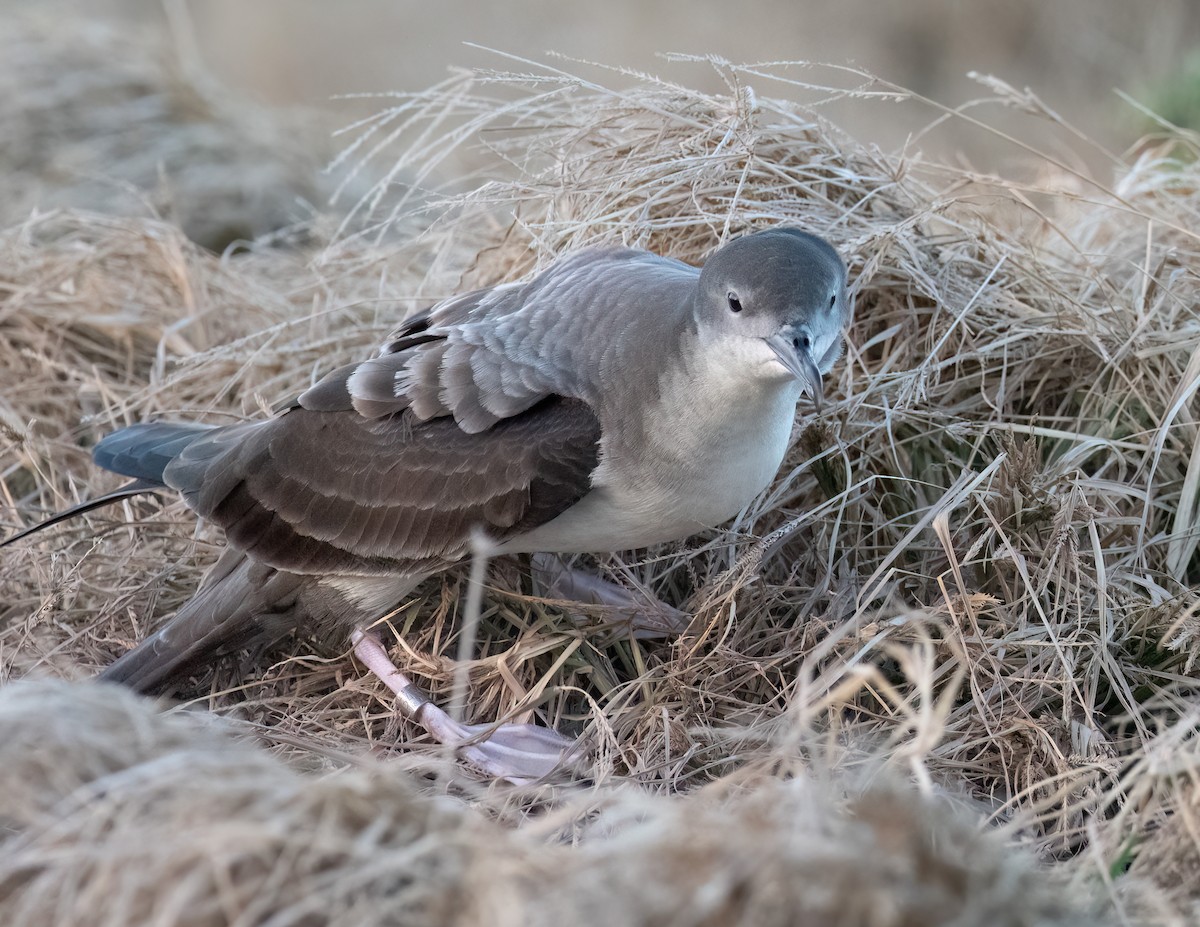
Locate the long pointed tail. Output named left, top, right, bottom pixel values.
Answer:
left=99, top=550, right=307, bottom=693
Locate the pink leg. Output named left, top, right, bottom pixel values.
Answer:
left=351, top=628, right=579, bottom=783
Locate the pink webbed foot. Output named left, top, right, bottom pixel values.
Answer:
left=351, top=628, right=579, bottom=783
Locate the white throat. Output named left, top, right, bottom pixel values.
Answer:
left=501, top=332, right=802, bottom=554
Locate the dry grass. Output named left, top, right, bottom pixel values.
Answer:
left=2, top=49, right=1200, bottom=925
left=0, top=679, right=1099, bottom=927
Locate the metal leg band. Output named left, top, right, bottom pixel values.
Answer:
left=395, top=682, right=432, bottom=719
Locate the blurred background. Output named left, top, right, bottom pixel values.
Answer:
left=49, top=0, right=1200, bottom=147
left=2, top=0, right=1198, bottom=249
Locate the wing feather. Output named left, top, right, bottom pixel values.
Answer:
left=296, top=247, right=694, bottom=434
left=189, top=247, right=695, bottom=575
left=161, top=397, right=601, bottom=576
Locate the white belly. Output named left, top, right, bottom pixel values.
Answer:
left=501, top=374, right=801, bottom=554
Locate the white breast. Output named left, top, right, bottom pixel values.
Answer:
left=501, top=335, right=802, bottom=554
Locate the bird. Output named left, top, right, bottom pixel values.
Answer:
left=3, top=227, right=850, bottom=781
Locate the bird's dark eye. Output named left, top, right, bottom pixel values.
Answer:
left=828, top=294, right=837, bottom=309
left=727, top=292, right=743, bottom=313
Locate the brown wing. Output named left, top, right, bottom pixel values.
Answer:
left=161, top=396, right=601, bottom=576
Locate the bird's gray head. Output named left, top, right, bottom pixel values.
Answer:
left=695, top=228, right=849, bottom=409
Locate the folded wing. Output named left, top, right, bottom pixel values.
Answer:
left=95, top=396, right=600, bottom=577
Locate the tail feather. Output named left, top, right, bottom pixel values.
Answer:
left=99, top=549, right=306, bottom=693
left=3, top=421, right=215, bottom=548
left=93, top=422, right=216, bottom=483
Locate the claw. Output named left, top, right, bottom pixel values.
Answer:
left=419, top=707, right=580, bottom=783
